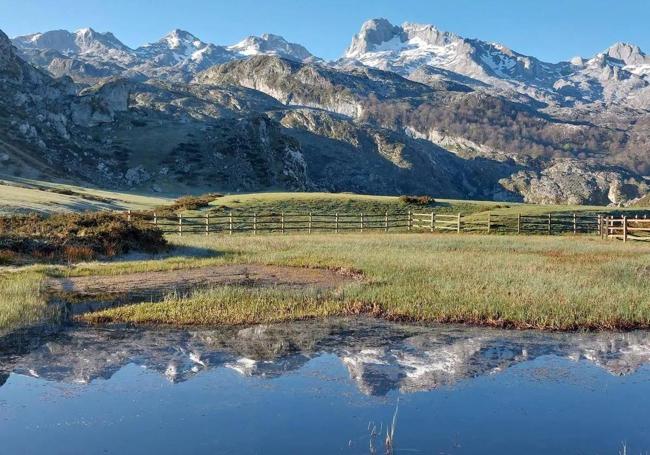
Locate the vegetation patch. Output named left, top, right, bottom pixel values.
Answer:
left=0, top=272, right=56, bottom=338
left=78, top=233, right=650, bottom=331
left=0, top=212, right=167, bottom=264
left=154, top=193, right=223, bottom=215
left=208, top=192, right=459, bottom=215
left=398, top=195, right=436, bottom=206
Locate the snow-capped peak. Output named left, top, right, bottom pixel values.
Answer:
left=12, top=27, right=133, bottom=62
left=343, top=18, right=475, bottom=76
left=159, top=29, right=203, bottom=50
left=593, top=42, right=650, bottom=77
left=228, top=33, right=314, bottom=62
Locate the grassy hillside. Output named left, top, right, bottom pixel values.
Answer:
left=193, top=192, right=647, bottom=218
left=207, top=192, right=497, bottom=215
left=0, top=181, right=646, bottom=219
left=0, top=177, right=171, bottom=214
left=635, top=194, right=650, bottom=207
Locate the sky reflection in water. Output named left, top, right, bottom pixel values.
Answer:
left=1, top=318, right=649, bottom=454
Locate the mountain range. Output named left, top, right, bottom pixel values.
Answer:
left=2, top=18, right=650, bottom=205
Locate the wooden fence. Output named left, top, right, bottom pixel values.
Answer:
left=603, top=216, right=650, bottom=242
left=125, top=210, right=649, bottom=240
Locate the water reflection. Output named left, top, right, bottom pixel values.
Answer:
left=1, top=319, right=650, bottom=396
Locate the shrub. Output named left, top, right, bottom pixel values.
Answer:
left=0, top=212, right=167, bottom=264
left=154, top=193, right=223, bottom=215
left=399, top=195, right=436, bottom=206
left=0, top=250, right=18, bottom=265
left=62, top=245, right=96, bottom=263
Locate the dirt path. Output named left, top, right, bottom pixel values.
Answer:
left=48, top=264, right=359, bottom=303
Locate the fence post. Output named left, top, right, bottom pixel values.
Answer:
left=281, top=212, right=285, bottom=234
left=229, top=212, right=233, bottom=235
left=623, top=216, right=628, bottom=243
left=517, top=213, right=521, bottom=234
left=360, top=213, right=364, bottom=233
left=335, top=213, right=339, bottom=234
left=547, top=214, right=552, bottom=235
left=457, top=213, right=461, bottom=233
left=430, top=212, right=435, bottom=233
left=487, top=212, right=491, bottom=234
left=253, top=213, right=257, bottom=235
left=408, top=211, right=412, bottom=232
left=598, top=214, right=602, bottom=238
left=385, top=211, right=389, bottom=233
left=178, top=213, right=182, bottom=236
left=309, top=212, right=312, bottom=234
left=153, top=212, right=157, bottom=226
left=573, top=213, right=577, bottom=235
left=205, top=213, right=210, bottom=236
left=127, top=210, right=131, bottom=222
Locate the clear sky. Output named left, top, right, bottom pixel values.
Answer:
left=1, top=0, right=649, bottom=62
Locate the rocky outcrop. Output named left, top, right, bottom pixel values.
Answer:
left=71, top=78, right=130, bottom=126
left=195, top=56, right=368, bottom=118
left=499, top=160, right=649, bottom=205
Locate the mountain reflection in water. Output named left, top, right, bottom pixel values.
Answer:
left=1, top=318, right=649, bottom=396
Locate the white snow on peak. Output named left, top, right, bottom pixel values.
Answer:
left=227, top=33, right=314, bottom=62
left=161, top=29, right=202, bottom=51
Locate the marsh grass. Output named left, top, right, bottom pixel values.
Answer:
left=0, top=272, right=55, bottom=337
left=80, top=233, right=650, bottom=330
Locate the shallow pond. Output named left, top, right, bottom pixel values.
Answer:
left=1, top=319, right=649, bottom=454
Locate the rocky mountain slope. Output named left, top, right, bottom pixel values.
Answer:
left=3, top=21, right=650, bottom=204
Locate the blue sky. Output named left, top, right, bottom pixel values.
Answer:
left=1, top=0, right=649, bottom=62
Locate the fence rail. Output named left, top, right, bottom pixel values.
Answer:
left=603, top=216, right=650, bottom=242
left=126, top=210, right=650, bottom=241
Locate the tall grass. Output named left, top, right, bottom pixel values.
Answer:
left=81, top=233, right=650, bottom=330
left=0, top=272, right=55, bottom=337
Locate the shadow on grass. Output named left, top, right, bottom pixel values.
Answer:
left=108, top=245, right=224, bottom=263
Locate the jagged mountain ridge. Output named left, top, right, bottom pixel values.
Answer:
left=14, top=19, right=650, bottom=110
left=339, top=18, right=650, bottom=110
left=12, top=27, right=317, bottom=83
left=3, top=23, right=650, bottom=204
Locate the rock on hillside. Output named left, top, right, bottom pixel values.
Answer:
left=500, top=160, right=649, bottom=205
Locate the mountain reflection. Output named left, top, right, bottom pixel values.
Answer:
left=1, top=319, right=649, bottom=396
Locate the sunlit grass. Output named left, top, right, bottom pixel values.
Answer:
left=81, top=233, right=650, bottom=330
left=0, top=272, right=55, bottom=337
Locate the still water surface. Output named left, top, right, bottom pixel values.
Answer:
left=1, top=318, right=649, bottom=454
